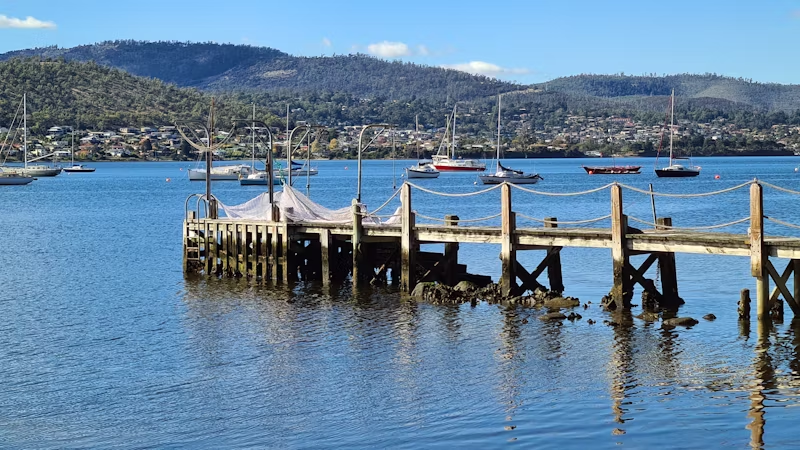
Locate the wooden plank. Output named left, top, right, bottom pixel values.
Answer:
left=500, top=183, right=516, bottom=296
left=281, top=223, right=290, bottom=282
left=769, top=260, right=793, bottom=303
left=270, top=224, right=279, bottom=281
left=515, top=260, right=545, bottom=293
left=750, top=182, right=769, bottom=320
left=765, top=259, right=800, bottom=315
left=259, top=225, right=268, bottom=280
left=400, top=184, right=416, bottom=292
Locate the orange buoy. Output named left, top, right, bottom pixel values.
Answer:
left=588, top=170, right=594, bottom=175
left=714, top=174, right=720, bottom=179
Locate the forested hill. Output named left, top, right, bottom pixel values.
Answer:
left=0, top=41, right=518, bottom=101
left=539, top=74, right=800, bottom=112
left=0, top=59, right=281, bottom=133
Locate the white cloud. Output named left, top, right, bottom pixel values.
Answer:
left=0, top=14, right=56, bottom=29
left=366, top=41, right=411, bottom=58
left=417, top=45, right=430, bottom=56
left=442, top=61, right=530, bottom=77
left=322, top=37, right=332, bottom=47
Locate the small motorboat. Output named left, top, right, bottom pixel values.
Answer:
left=62, top=164, right=96, bottom=173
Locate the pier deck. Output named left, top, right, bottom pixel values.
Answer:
left=184, top=180, right=800, bottom=321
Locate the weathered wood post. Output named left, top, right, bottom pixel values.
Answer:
left=444, top=215, right=460, bottom=286
left=739, top=288, right=751, bottom=320
left=281, top=222, right=290, bottom=282
left=750, top=181, right=769, bottom=320
left=400, top=183, right=416, bottom=292
left=500, top=183, right=517, bottom=296
left=656, top=217, right=679, bottom=305
left=544, top=217, right=564, bottom=294
left=352, top=198, right=364, bottom=285
left=320, top=229, right=332, bottom=286
left=610, top=183, right=631, bottom=309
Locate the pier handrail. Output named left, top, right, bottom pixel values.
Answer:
left=406, top=181, right=503, bottom=197
left=760, top=181, right=800, bottom=196
left=510, top=183, right=614, bottom=196
left=415, top=212, right=502, bottom=224
left=764, top=216, right=800, bottom=231
left=516, top=212, right=612, bottom=226
left=627, top=215, right=751, bottom=231
left=618, top=180, right=753, bottom=197
left=184, top=193, right=216, bottom=221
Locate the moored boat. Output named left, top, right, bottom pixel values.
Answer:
left=432, top=104, right=486, bottom=172
left=63, top=164, right=96, bottom=173
left=583, top=165, right=641, bottom=175
left=0, top=170, right=34, bottom=185
left=188, top=164, right=251, bottom=181
left=239, top=171, right=284, bottom=186
left=655, top=90, right=700, bottom=178
left=405, top=163, right=440, bottom=179
left=478, top=95, right=542, bottom=185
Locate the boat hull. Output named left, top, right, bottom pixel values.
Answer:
left=654, top=169, right=700, bottom=178
left=188, top=166, right=250, bottom=181
left=583, top=166, right=641, bottom=175
left=432, top=165, right=485, bottom=172
left=63, top=165, right=95, bottom=173
left=405, top=168, right=440, bottom=179
left=3, top=167, right=62, bottom=177
left=0, top=174, right=34, bottom=185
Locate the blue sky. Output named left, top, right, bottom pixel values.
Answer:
left=2, top=0, right=800, bottom=85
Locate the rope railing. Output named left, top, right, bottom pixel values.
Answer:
left=764, top=216, right=800, bottom=231
left=515, top=212, right=612, bottom=226
left=365, top=187, right=401, bottom=215
left=760, top=181, right=800, bottom=196
left=627, top=215, right=750, bottom=231
left=406, top=181, right=503, bottom=197
left=415, top=212, right=502, bottom=224
left=510, top=183, right=614, bottom=196
left=617, top=180, right=753, bottom=198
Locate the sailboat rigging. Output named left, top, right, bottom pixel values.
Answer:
left=478, top=94, right=542, bottom=185
left=405, top=113, right=440, bottom=179
left=431, top=104, right=486, bottom=171
left=63, top=122, right=95, bottom=172
left=654, top=89, right=700, bottom=178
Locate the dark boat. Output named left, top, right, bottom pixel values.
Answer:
left=655, top=90, right=701, bottom=178
left=582, top=165, right=641, bottom=175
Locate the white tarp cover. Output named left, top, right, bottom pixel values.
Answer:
left=217, top=187, right=401, bottom=225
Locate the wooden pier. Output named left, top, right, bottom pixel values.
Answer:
left=183, top=180, right=800, bottom=320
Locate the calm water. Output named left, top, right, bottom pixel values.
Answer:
left=3, top=157, right=800, bottom=448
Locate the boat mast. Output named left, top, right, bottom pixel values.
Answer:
left=451, top=104, right=457, bottom=159
left=71, top=122, right=75, bottom=166
left=23, top=93, right=27, bottom=169
left=669, top=89, right=674, bottom=166
left=251, top=103, right=256, bottom=170
left=496, top=94, right=502, bottom=172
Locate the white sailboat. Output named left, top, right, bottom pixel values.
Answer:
left=479, top=95, right=542, bottom=185
left=0, top=96, right=34, bottom=185
left=405, top=114, right=440, bottom=179
left=431, top=104, right=486, bottom=172
left=655, top=89, right=700, bottom=178
left=62, top=125, right=95, bottom=172
left=4, top=94, right=62, bottom=178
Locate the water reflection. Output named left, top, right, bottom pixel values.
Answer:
left=747, top=320, right=774, bottom=449
left=608, top=311, right=635, bottom=434
left=496, top=307, right=525, bottom=422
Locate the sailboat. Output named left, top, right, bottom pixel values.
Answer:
left=582, top=152, right=640, bottom=174
left=62, top=125, right=95, bottom=172
left=4, top=94, right=62, bottom=177
left=239, top=104, right=284, bottom=186
left=655, top=89, right=700, bottom=178
left=479, top=95, right=542, bottom=185
left=0, top=97, right=34, bottom=185
left=406, top=114, right=440, bottom=179
left=431, top=104, right=486, bottom=171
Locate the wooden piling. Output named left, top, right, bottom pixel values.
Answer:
left=400, top=183, right=416, bottom=292
left=750, top=182, right=769, bottom=320
left=544, top=217, right=564, bottom=294
left=281, top=223, right=290, bottom=282
left=500, top=183, right=516, bottom=296
left=656, top=217, right=679, bottom=302
left=320, top=229, right=332, bottom=286
left=610, top=184, right=630, bottom=308
left=444, top=215, right=460, bottom=286
left=352, top=199, right=364, bottom=285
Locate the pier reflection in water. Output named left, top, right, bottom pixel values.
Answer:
left=175, top=278, right=800, bottom=448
